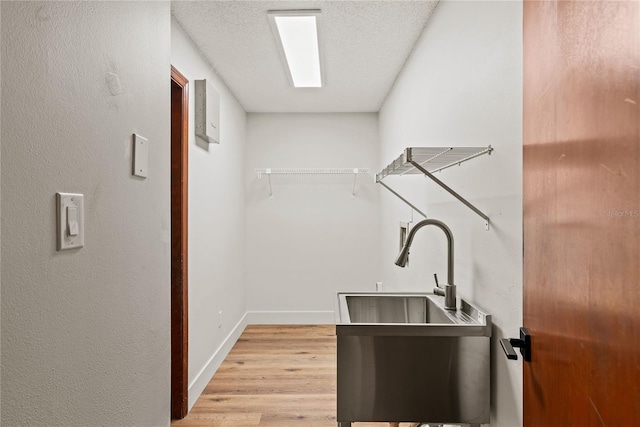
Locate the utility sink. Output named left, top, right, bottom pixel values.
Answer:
left=343, top=294, right=454, bottom=324
left=336, top=292, right=490, bottom=335
left=335, top=292, right=492, bottom=426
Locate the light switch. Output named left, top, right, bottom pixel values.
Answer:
left=133, top=134, right=149, bottom=178
left=57, top=193, right=84, bottom=251
left=67, top=206, right=79, bottom=236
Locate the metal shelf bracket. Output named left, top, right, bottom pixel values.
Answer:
left=376, top=146, right=493, bottom=230
left=377, top=181, right=428, bottom=219
left=410, top=161, right=490, bottom=230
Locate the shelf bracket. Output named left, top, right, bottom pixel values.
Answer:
left=377, top=180, right=428, bottom=219
left=351, top=169, right=357, bottom=198
left=263, top=168, right=273, bottom=197
left=410, top=161, right=490, bottom=230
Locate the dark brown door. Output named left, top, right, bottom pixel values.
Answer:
left=523, top=0, right=639, bottom=425
left=171, top=66, right=189, bottom=420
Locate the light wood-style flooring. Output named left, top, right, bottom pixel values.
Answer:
left=172, top=325, right=417, bottom=427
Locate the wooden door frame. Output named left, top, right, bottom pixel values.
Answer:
left=170, top=65, right=189, bottom=420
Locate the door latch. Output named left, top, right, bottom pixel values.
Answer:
left=500, top=327, right=531, bottom=362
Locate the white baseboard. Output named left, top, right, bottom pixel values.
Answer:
left=187, top=312, right=248, bottom=410
left=246, top=310, right=335, bottom=324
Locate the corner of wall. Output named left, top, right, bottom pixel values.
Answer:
left=188, top=313, right=248, bottom=409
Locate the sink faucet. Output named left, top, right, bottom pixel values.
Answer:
left=394, top=219, right=456, bottom=310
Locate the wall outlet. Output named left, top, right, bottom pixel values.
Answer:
left=376, top=281, right=383, bottom=291
left=218, top=311, right=223, bottom=328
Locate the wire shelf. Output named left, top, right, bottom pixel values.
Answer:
left=375, top=146, right=493, bottom=229
left=376, top=146, right=493, bottom=182
left=256, top=168, right=370, bottom=179
left=255, top=168, right=370, bottom=197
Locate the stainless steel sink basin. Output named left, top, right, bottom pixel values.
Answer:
left=335, top=292, right=492, bottom=426
left=343, top=295, right=454, bottom=324
left=336, top=292, right=491, bottom=336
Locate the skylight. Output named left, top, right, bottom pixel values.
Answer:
left=268, top=11, right=323, bottom=88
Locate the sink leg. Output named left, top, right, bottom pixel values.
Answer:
left=337, top=422, right=351, bottom=427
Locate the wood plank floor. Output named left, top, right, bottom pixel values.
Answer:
left=172, top=325, right=417, bottom=427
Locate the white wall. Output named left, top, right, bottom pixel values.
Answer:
left=1, top=2, right=171, bottom=426
left=0, top=2, right=3, bottom=417
left=0, top=1, right=3, bottom=416
left=171, top=19, right=248, bottom=409
left=246, top=113, right=380, bottom=323
left=379, top=1, right=523, bottom=426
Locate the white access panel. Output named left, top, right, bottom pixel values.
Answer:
left=195, top=79, right=220, bottom=144
left=133, top=134, right=149, bottom=178
left=56, top=192, right=84, bottom=251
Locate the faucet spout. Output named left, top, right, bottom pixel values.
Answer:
left=395, top=219, right=456, bottom=310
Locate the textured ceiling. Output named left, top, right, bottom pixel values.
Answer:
left=172, top=1, right=439, bottom=113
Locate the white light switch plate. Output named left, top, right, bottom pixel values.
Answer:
left=57, top=192, right=84, bottom=251
left=133, top=134, right=149, bottom=178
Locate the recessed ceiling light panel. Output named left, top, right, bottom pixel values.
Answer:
left=268, top=10, right=323, bottom=88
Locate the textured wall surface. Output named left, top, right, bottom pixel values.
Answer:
left=1, top=2, right=171, bottom=425
left=0, top=1, right=3, bottom=418
left=246, top=113, right=380, bottom=322
left=379, top=1, right=523, bottom=426
left=171, top=20, right=248, bottom=409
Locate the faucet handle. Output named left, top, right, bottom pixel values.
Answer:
left=433, top=273, right=445, bottom=296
